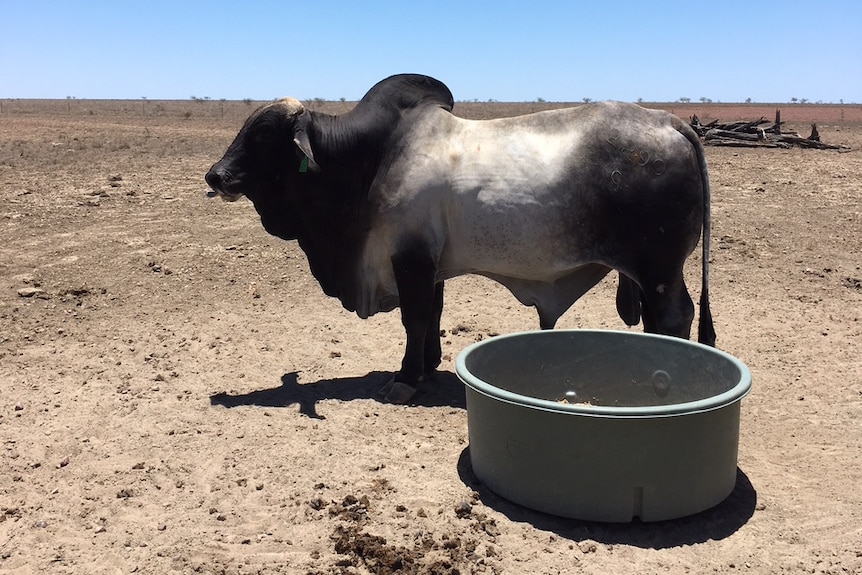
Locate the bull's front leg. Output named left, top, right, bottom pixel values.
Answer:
left=424, top=281, right=444, bottom=372
left=382, top=246, right=439, bottom=404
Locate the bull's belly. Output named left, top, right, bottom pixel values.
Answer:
left=437, top=252, right=588, bottom=284
left=352, top=233, right=586, bottom=318
left=438, top=216, right=592, bottom=281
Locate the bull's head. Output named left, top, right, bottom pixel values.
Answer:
left=204, top=98, right=319, bottom=239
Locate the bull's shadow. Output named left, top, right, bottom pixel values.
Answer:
left=456, top=447, right=757, bottom=549
left=209, top=370, right=466, bottom=418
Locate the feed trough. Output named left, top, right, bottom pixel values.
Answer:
left=455, top=330, right=751, bottom=522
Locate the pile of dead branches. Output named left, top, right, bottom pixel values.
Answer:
left=690, top=110, right=849, bottom=150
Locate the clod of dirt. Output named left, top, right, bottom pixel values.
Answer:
left=454, top=501, right=473, bottom=518
left=450, top=324, right=471, bottom=335
left=329, top=494, right=370, bottom=521
left=331, top=523, right=476, bottom=575
left=842, top=276, right=862, bottom=290
left=332, top=524, right=416, bottom=575
left=59, top=286, right=93, bottom=298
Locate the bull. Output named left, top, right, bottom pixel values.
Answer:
left=205, top=74, right=715, bottom=404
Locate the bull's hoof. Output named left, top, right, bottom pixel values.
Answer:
left=377, top=379, right=395, bottom=397
left=383, top=381, right=417, bottom=404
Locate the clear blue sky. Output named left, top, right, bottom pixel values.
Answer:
left=2, top=1, right=859, bottom=103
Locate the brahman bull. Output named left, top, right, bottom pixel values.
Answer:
left=205, top=74, right=715, bottom=404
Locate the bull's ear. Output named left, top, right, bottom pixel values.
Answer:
left=293, top=133, right=320, bottom=173
left=293, top=113, right=320, bottom=172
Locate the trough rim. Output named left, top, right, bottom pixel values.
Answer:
left=455, top=329, right=752, bottom=419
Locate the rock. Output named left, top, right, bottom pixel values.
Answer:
left=17, top=287, right=45, bottom=298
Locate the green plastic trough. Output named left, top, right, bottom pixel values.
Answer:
left=456, top=330, right=751, bottom=522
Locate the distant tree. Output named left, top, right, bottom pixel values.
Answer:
left=800, top=98, right=808, bottom=104
left=745, top=97, right=752, bottom=103
left=678, top=97, right=691, bottom=103
left=637, top=97, right=643, bottom=104
left=243, top=98, right=253, bottom=106
left=790, top=97, right=798, bottom=104
left=582, top=97, right=592, bottom=103
left=536, top=97, right=546, bottom=103
left=340, top=97, right=346, bottom=103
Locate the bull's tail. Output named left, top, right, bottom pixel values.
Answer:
left=681, top=123, right=716, bottom=347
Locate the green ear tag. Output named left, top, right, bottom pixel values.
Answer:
left=298, top=155, right=309, bottom=173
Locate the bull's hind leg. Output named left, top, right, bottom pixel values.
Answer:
left=638, top=272, right=695, bottom=340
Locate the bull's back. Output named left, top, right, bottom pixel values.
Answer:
left=436, top=103, right=703, bottom=278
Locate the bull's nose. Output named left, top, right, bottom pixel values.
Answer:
left=205, top=169, right=222, bottom=190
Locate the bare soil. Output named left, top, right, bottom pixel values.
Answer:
left=1, top=100, right=861, bottom=575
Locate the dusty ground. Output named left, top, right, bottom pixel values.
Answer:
left=1, top=99, right=861, bottom=575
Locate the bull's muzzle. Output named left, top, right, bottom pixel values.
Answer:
left=204, top=168, right=242, bottom=202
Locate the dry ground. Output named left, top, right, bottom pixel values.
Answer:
left=1, top=99, right=861, bottom=575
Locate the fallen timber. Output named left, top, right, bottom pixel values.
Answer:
left=690, top=109, right=850, bottom=151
